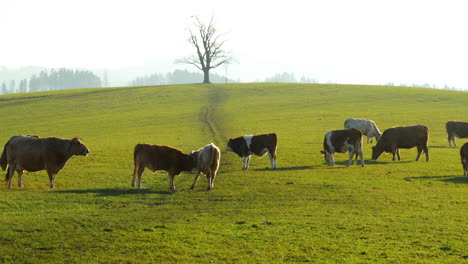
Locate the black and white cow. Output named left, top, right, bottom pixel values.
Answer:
left=460, top=142, right=468, bottom=177
left=446, top=121, right=468, bottom=147
left=320, top=128, right=365, bottom=167
left=226, top=133, right=277, bottom=170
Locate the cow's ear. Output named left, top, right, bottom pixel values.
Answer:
left=320, top=151, right=325, bottom=154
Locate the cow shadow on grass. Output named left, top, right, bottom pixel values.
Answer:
left=403, top=175, right=468, bottom=184
left=331, top=160, right=413, bottom=166
left=56, top=188, right=173, bottom=196
left=254, top=166, right=313, bottom=171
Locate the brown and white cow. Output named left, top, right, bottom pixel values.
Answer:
left=320, top=128, right=364, bottom=167
left=190, top=143, right=221, bottom=190
left=132, top=144, right=195, bottom=190
left=344, top=118, right=382, bottom=143
left=371, top=125, right=429, bottom=161
left=0, top=135, right=90, bottom=189
left=446, top=121, right=468, bottom=147
left=460, top=142, right=468, bottom=176
left=226, top=133, right=277, bottom=170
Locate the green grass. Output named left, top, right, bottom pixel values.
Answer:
left=0, top=83, right=467, bottom=263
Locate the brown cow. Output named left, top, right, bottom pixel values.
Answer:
left=320, top=128, right=365, bottom=167
left=190, top=143, right=221, bottom=191
left=371, top=125, right=429, bottom=161
left=446, top=121, right=468, bottom=147
left=0, top=135, right=90, bottom=189
left=460, top=142, right=468, bottom=176
left=132, top=144, right=195, bottom=190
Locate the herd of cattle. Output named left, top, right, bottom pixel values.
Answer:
left=0, top=121, right=467, bottom=190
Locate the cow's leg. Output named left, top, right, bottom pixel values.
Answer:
left=416, top=145, right=423, bottom=161
left=132, top=162, right=139, bottom=187
left=358, top=148, right=365, bottom=167
left=206, top=171, right=212, bottom=191
left=190, top=169, right=201, bottom=189
left=242, top=156, right=250, bottom=170
left=464, top=163, right=468, bottom=176
left=346, top=149, right=354, bottom=167
left=168, top=173, right=176, bottom=191
left=423, top=145, right=429, bottom=162
left=7, top=164, right=15, bottom=189
left=448, top=135, right=457, bottom=147
left=47, top=171, right=56, bottom=188
left=136, top=165, right=145, bottom=188
left=267, top=150, right=276, bottom=169
left=396, top=149, right=401, bottom=161
left=17, top=170, right=24, bottom=188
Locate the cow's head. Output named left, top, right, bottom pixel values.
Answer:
left=190, top=150, right=198, bottom=162
left=70, top=137, right=90, bottom=156
left=371, top=146, right=384, bottom=160
left=320, top=150, right=335, bottom=166
left=226, top=138, right=234, bottom=153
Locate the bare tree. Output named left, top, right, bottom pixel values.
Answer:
left=176, top=16, right=232, bottom=84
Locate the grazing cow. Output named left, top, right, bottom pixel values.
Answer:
left=320, top=128, right=365, bottom=167
left=371, top=125, right=429, bottom=161
left=132, top=144, right=195, bottom=190
left=460, top=142, right=468, bottom=176
left=446, top=121, right=468, bottom=147
left=190, top=143, right=221, bottom=190
left=0, top=135, right=90, bottom=189
left=344, top=118, right=382, bottom=143
left=226, top=133, right=277, bottom=170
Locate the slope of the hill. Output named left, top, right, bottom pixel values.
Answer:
left=0, top=83, right=466, bottom=263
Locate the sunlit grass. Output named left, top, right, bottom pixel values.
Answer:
left=0, top=83, right=466, bottom=263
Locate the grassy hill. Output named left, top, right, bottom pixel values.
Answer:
left=0, top=83, right=466, bottom=263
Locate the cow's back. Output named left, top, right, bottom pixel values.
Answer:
left=447, top=121, right=468, bottom=138
left=378, top=125, right=428, bottom=148
left=134, top=144, right=194, bottom=172
left=251, top=133, right=277, bottom=154
left=6, top=136, right=45, bottom=171
left=195, top=143, right=221, bottom=173
left=345, top=118, right=369, bottom=133
left=134, top=144, right=173, bottom=171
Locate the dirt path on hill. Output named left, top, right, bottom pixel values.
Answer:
left=198, top=85, right=228, bottom=146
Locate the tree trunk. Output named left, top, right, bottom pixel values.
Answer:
left=203, top=68, right=211, bottom=84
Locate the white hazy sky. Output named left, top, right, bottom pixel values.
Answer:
left=2, top=0, right=468, bottom=88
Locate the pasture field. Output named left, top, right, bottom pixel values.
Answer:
left=0, top=83, right=466, bottom=263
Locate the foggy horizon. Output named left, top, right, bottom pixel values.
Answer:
left=2, top=0, right=467, bottom=90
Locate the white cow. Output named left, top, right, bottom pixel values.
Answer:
left=344, top=118, right=382, bottom=144
left=190, top=143, right=221, bottom=191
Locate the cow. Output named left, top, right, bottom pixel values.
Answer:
left=132, top=144, right=196, bottom=190
left=226, top=133, right=277, bottom=170
left=0, top=135, right=90, bottom=189
left=446, top=121, right=468, bottom=147
left=190, top=143, right=221, bottom=190
left=320, top=128, right=365, bottom=167
left=460, top=142, right=468, bottom=176
left=371, top=125, right=429, bottom=162
left=344, top=118, right=382, bottom=143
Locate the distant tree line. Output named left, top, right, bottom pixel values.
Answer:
left=261, top=72, right=319, bottom=83
left=1, top=68, right=102, bottom=94
left=129, top=69, right=239, bottom=86
left=383, top=82, right=460, bottom=91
